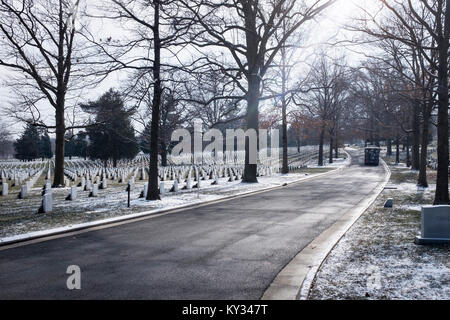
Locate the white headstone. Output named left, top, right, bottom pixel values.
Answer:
left=173, top=180, right=178, bottom=192
left=20, top=185, right=28, bottom=199
left=143, top=183, right=148, bottom=198
left=186, top=177, right=191, bottom=189
left=42, top=193, right=52, bottom=213
left=159, top=181, right=165, bottom=195
left=70, top=186, right=77, bottom=201
left=1, top=183, right=8, bottom=196
left=91, top=184, right=99, bottom=197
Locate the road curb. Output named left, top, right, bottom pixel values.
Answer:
left=261, top=155, right=391, bottom=300
left=0, top=161, right=347, bottom=250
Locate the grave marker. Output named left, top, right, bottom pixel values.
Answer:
left=66, top=186, right=77, bottom=201
left=1, top=183, right=8, bottom=196
left=89, top=184, right=99, bottom=197
left=415, top=205, right=450, bottom=244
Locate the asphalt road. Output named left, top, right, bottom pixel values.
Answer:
left=0, top=149, right=386, bottom=300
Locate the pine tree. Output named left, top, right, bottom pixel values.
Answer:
left=39, top=132, right=53, bottom=160
left=73, top=131, right=89, bottom=160
left=14, top=124, right=40, bottom=161
left=82, top=89, right=139, bottom=166
left=65, top=134, right=76, bottom=159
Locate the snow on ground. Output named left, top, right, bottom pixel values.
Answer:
left=308, top=156, right=350, bottom=168
left=308, top=163, right=450, bottom=300
left=0, top=165, right=343, bottom=242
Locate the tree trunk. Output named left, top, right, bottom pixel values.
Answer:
left=329, top=135, right=333, bottom=164
left=334, top=129, right=339, bottom=159
left=281, top=100, right=288, bottom=174
left=387, top=139, right=392, bottom=157
left=434, top=1, right=450, bottom=204
left=161, top=141, right=167, bottom=167
left=53, top=100, right=65, bottom=187
left=418, top=104, right=431, bottom=188
left=242, top=74, right=260, bottom=183
left=53, top=2, right=68, bottom=188
left=412, top=102, right=421, bottom=170
left=396, top=136, right=400, bottom=164
left=406, top=136, right=411, bottom=167
left=242, top=3, right=259, bottom=183
left=318, top=125, right=325, bottom=166
left=147, top=0, right=162, bottom=200
left=281, top=37, right=288, bottom=175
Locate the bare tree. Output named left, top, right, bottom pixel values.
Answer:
left=295, top=55, right=349, bottom=166
left=349, top=0, right=449, bottom=204
left=185, top=69, right=244, bottom=129
left=267, top=6, right=308, bottom=173
left=96, top=0, right=193, bottom=200
left=353, top=23, right=438, bottom=185
left=179, top=0, right=335, bottom=182
left=131, top=70, right=193, bottom=166
left=0, top=0, right=106, bottom=187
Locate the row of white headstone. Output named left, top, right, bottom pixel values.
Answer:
left=0, top=167, right=46, bottom=198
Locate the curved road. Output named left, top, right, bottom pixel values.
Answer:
left=0, top=149, right=386, bottom=299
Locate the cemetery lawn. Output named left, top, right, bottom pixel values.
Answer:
left=0, top=166, right=340, bottom=241
left=308, top=161, right=450, bottom=300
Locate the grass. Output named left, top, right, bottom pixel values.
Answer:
left=308, top=163, right=449, bottom=300
left=389, top=171, right=419, bottom=184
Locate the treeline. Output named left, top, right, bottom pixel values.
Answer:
left=0, top=1, right=447, bottom=204
left=14, top=125, right=52, bottom=161
left=348, top=0, right=449, bottom=204
left=14, top=90, right=140, bottom=166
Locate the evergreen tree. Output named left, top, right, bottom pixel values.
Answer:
left=14, top=124, right=40, bottom=161
left=82, top=89, right=139, bottom=166
left=65, top=134, right=76, bottom=159
left=139, top=125, right=151, bottom=155
left=39, top=132, right=53, bottom=160
left=73, top=131, right=89, bottom=160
